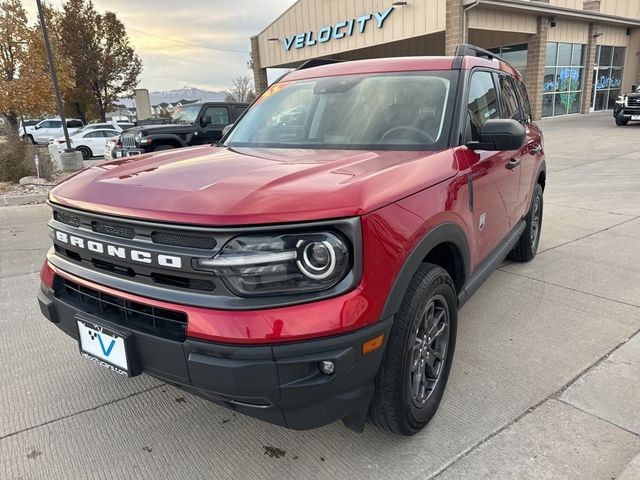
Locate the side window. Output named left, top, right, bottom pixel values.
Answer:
left=67, top=120, right=83, bottom=128
left=85, top=131, right=103, bottom=138
left=203, top=107, right=229, bottom=125
left=232, top=106, right=246, bottom=120
left=498, top=75, right=521, bottom=121
left=50, top=120, right=62, bottom=128
left=516, top=81, right=532, bottom=123
left=104, top=130, right=119, bottom=137
left=38, top=121, right=51, bottom=128
left=467, top=71, right=500, bottom=141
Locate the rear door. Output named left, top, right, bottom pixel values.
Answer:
left=495, top=73, right=523, bottom=226
left=514, top=80, right=543, bottom=218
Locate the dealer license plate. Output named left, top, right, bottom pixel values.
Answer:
left=631, top=115, right=640, bottom=120
left=77, top=319, right=130, bottom=375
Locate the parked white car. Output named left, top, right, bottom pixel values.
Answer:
left=53, top=128, right=121, bottom=159
left=49, top=122, right=134, bottom=145
left=18, top=119, right=42, bottom=143
left=103, top=134, right=122, bottom=160
left=31, top=118, right=84, bottom=144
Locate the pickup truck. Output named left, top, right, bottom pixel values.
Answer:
left=118, top=102, right=248, bottom=155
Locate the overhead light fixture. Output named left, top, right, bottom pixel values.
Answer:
left=392, top=1, right=408, bottom=5
left=593, top=32, right=603, bottom=38
left=549, top=17, right=557, bottom=27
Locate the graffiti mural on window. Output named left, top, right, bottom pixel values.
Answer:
left=558, top=69, right=580, bottom=109
left=595, top=75, right=622, bottom=90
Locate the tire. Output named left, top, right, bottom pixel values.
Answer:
left=615, top=117, right=629, bottom=126
left=26, top=134, right=36, bottom=144
left=508, top=182, right=543, bottom=262
left=152, top=144, right=174, bottom=152
left=77, top=146, right=92, bottom=160
left=370, top=263, right=457, bottom=435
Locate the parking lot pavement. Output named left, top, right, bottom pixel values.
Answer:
left=1, top=112, right=639, bottom=479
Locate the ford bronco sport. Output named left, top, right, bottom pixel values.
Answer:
left=38, top=44, right=545, bottom=435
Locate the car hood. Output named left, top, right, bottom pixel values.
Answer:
left=50, top=145, right=457, bottom=226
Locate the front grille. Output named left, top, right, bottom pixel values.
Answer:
left=121, top=132, right=137, bottom=148
left=54, top=210, right=82, bottom=227
left=54, top=277, right=188, bottom=341
left=92, top=221, right=136, bottom=239
left=151, top=231, right=217, bottom=249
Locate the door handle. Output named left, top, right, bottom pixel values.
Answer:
left=529, top=145, right=542, bottom=155
left=507, top=158, right=521, bottom=170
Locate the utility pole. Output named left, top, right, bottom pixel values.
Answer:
left=35, top=0, right=72, bottom=152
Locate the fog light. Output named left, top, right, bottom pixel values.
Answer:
left=319, top=360, right=335, bottom=375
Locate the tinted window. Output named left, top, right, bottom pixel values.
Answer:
left=516, top=81, right=532, bottom=122
left=467, top=71, right=499, bottom=140
left=41, top=120, right=61, bottom=128
left=103, top=130, right=119, bottom=137
left=232, top=106, right=246, bottom=120
left=85, top=131, right=104, bottom=138
left=498, top=75, right=521, bottom=120
left=203, top=107, right=229, bottom=125
left=67, top=120, right=83, bottom=128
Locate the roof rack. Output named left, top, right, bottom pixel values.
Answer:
left=455, top=43, right=500, bottom=61
left=296, top=58, right=343, bottom=71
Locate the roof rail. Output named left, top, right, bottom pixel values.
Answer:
left=296, top=58, right=343, bottom=71
left=453, top=43, right=510, bottom=70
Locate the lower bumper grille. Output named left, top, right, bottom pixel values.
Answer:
left=54, top=277, right=188, bottom=341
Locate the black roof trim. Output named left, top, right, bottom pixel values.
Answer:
left=453, top=43, right=508, bottom=70
left=296, top=58, right=344, bottom=71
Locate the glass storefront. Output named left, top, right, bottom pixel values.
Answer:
left=488, top=43, right=528, bottom=80
left=542, top=42, right=586, bottom=117
left=591, top=46, right=625, bottom=111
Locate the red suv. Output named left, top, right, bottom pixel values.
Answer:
left=38, top=44, right=545, bottom=435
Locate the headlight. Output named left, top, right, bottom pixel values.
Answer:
left=616, top=95, right=624, bottom=105
left=194, top=232, right=351, bottom=296
left=134, top=131, right=142, bottom=142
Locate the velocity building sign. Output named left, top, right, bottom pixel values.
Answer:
left=283, top=7, right=394, bottom=50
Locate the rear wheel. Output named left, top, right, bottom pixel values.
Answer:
left=370, top=263, right=457, bottom=435
left=615, top=116, right=629, bottom=126
left=77, top=146, right=92, bottom=160
left=509, top=182, right=543, bottom=262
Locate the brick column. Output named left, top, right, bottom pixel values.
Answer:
left=250, top=36, right=269, bottom=94
left=581, top=23, right=598, bottom=114
left=526, top=16, right=549, bottom=120
left=445, top=0, right=463, bottom=56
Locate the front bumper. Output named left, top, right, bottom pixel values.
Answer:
left=37, top=280, right=392, bottom=430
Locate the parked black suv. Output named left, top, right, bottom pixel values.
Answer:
left=613, top=85, right=640, bottom=125
left=119, top=102, right=248, bottom=155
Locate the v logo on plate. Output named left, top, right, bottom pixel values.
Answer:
left=97, top=334, right=116, bottom=357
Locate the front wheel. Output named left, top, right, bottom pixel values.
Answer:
left=76, top=146, right=92, bottom=160
left=370, top=263, right=457, bottom=435
left=615, top=116, right=629, bottom=126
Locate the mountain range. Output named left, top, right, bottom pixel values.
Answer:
left=118, top=87, right=226, bottom=107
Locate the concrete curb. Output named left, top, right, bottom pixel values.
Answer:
left=1, top=193, right=48, bottom=206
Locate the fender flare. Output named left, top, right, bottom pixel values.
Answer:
left=146, top=133, right=188, bottom=148
left=380, top=222, right=470, bottom=319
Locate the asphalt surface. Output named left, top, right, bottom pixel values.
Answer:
left=1, top=112, right=639, bottom=479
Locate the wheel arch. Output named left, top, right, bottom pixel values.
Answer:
left=380, top=222, right=470, bottom=319
left=147, top=134, right=187, bottom=148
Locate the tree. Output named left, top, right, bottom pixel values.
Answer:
left=60, top=0, right=141, bottom=121
left=0, top=0, right=71, bottom=130
left=225, top=75, right=256, bottom=103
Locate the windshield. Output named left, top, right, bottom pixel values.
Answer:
left=224, top=71, right=454, bottom=150
left=171, top=104, right=201, bottom=124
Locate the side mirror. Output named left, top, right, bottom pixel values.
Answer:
left=633, top=84, right=638, bottom=91
left=221, top=124, right=234, bottom=137
left=466, top=119, right=526, bottom=151
left=200, top=116, right=211, bottom=126
left=34, top=125, right=40, bottom=130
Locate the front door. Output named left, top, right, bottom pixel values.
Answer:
left=197, top=106, right=230, bottom=144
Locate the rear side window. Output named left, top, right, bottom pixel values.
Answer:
left=467, top=71, right=499, bottom=141
left=85, top=131, right=103, bottom=138
left=498, top=75, right=521, bottom=121
left=516, top=81, right=532, bottom=123
left=233, top=107, right=246, bottom=120
left=67, top=120, right=83, bottom=128
left=203, top=106, right=229, bottom=125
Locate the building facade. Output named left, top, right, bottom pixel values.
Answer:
left=251, top=0, right=640, bottom=119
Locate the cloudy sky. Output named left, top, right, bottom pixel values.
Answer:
left=26, top=0, right=296, bottom=92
